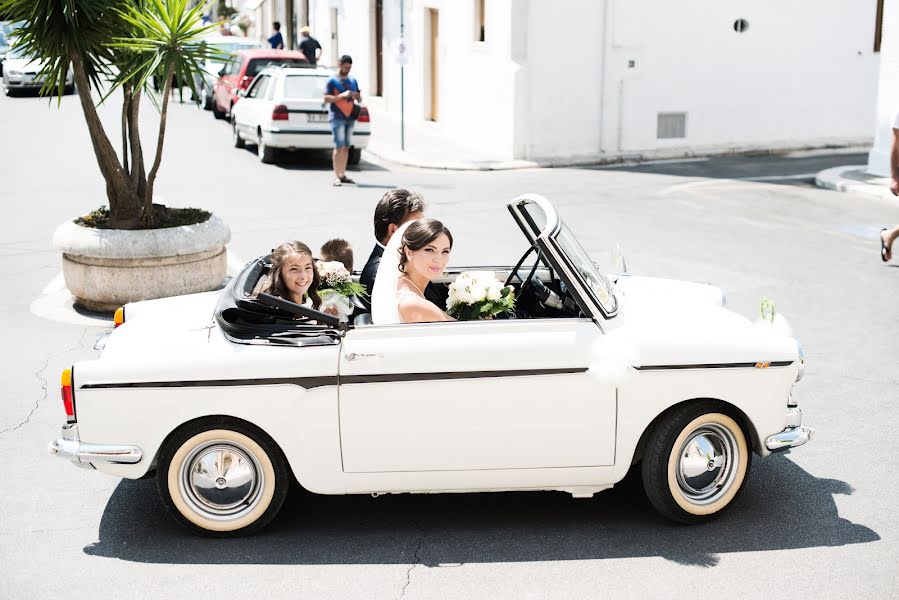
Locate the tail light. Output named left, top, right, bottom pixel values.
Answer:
left=61, top=368, right=76, bottom=423
left=358, top=107, right=370, bottom=123
left=114, top=306, right=125, bottom=328
left=272, top=104, right=289, bottom=121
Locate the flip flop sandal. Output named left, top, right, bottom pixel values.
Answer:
left=881, top=228, right=890, bottom=262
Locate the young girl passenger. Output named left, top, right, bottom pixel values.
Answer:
left=258, top=241, right=322, bottom=310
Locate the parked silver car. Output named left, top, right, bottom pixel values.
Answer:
left=2, top=43, right=74, bottom=96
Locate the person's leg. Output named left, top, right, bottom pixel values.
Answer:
left=881, top=224, right=899, bottom=261
left=336, top=147, right=349, bottom=178
left=331, top=120, right=345, bottom=184
left=340, top=122, right=356, bottom=183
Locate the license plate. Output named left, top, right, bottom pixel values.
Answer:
left=307, top=113, right=329, bottom=123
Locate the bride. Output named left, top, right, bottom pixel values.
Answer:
left=371, top=218, right=455, bottom=324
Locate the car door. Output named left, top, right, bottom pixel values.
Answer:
left=338, top=318, right=617, bottom=473
left=236, top=74, right=270, bottom=140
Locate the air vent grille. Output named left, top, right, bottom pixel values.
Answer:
left=657, top=112, right=687, bottom=139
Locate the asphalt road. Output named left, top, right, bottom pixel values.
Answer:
left=1, top=87, right=897, bottom=599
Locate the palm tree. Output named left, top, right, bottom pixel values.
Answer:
left=1, top=0, right=219, bottom=228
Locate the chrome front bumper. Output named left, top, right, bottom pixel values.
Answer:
left=766, top=408, right=815, bottom=453
left=48, top=424, right=142, bottom=468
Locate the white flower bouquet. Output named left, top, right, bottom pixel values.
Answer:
left=446, top=271, right=516, bottom=320
left=317, top=260, right=367, bottom=322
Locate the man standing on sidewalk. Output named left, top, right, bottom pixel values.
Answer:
left=299, top=26, right=322, bottom=65
left=324, top=55, right=361, bottom=186
left=880, top=111, right=899, bottom=262
left=268, top=22, right=284, bottom=49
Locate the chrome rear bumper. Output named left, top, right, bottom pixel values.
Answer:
left=48, top=424, right=142, bottom=468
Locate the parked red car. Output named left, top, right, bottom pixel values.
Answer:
left=212, top=49, right=308, bottom=120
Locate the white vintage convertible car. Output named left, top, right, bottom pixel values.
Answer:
left=49, top=195, right=813, bottom=536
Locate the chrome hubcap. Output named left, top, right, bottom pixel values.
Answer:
left=180, top=440, right=264, bottom=521
left=675, top=423, right=739, bottom=505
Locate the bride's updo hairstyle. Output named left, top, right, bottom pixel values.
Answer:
left=398, top=219, right=453, bottom=273
left=259, top=240, right=322, bottom=309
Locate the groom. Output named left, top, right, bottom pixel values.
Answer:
left=360, top=188, right=444, bottom=308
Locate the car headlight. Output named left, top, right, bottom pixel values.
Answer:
left=795, top=342, right=806, bottom=382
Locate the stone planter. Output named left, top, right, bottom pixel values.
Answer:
left=52, top=215, right=231, bottom=312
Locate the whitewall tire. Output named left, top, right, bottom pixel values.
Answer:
left=157, top=419, right=289, bottom=536
left=642, top=403, right=751, bottom=524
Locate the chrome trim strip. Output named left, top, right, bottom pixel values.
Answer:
left=78, top=368, right=588, bottom=391
left=636, top=361, right=793, bottom=371
left=340, top=367, right=587, bottom=385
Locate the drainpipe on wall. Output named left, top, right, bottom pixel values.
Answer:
left=597, top=0, right=609, bottom=155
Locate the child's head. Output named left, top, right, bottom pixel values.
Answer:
left=264, top=241, right=321, bottom=308
left=320, top=238, right=354, bottom=272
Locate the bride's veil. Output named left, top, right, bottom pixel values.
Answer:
left=371, top=220, right=413, bottom=324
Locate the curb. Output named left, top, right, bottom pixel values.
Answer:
left=814, top=165, right=893, bottom=200
left=366, top=144, right=874, bottom=173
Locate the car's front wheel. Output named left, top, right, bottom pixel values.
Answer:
left=157, top=418, right=289, bottom=536
left=641, top=402, right=751, bottom=524
left=212, top=100, right=226, bottom=120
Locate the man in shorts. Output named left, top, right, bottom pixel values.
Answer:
left=324, top=55, right=361, bottom=186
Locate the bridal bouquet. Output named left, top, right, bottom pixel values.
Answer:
left=447, top=271, right=516, bottom=320
left=317, top=261, right=367, bottom=322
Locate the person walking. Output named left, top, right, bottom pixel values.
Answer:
left=880, top=110, right=899, bottom=262
left=299, top=26, right=322, bottom=66
left=324, top=55, right=361, bottom=186
left=268, top=21, right=284, bottom=49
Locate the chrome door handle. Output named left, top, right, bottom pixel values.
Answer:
left=345, top=352, right=382, bottom=361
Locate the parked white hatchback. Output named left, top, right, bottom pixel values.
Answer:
left=230, top=66, right=370, bottom=164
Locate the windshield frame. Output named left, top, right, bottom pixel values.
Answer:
left=507, top=194, right=619, bottom=321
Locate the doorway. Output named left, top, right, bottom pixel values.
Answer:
left=373, top=0, right=383, bottom=96
left=426, top=8, right=439, bottom=121
left=330, top=7, right=339, bottom=65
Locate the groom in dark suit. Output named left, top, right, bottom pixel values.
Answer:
left=360, top=188, right=444, bottom=308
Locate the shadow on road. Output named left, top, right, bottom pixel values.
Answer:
left=581, top=152, right=868, bottom=187
left=83, top=454, right=878, bottom=567
left=233, top=146, right=388, bottom=174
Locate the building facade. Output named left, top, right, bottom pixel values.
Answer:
left=245, top=0, right=882, bottom=163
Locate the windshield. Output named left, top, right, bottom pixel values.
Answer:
left=247, top=58, right=306, bottom=77
left=284, top=75, right=327, bottom=98
left=555, top=223, right=618, bottom=315
left=6, top=44, right=27, bottom=59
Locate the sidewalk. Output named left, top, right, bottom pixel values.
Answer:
left=363, top=100, right=539, bottom=171
left=815, top=164, right=896, bottom=200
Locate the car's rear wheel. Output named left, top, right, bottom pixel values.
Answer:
left=641, top=402, right=751, bottom=524
left=257, top=134, right=276, bottom=163
left=203, top=87, right=213, bottom=111
left=157, top=418, right=289, bottom=536
left=212, top=101, right=226, bottom=120
left=348, top=146, right=361, bottom=166
left=232, top=121, right=245, bottom=149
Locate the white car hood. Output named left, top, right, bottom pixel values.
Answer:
left=603, top=276, right=798, bottom=368
left=3, top=56, right=43, bottom=71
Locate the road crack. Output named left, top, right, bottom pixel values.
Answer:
left=0, top=327, right=91, bottom=436
left=397, top=525, right=426, bottom=600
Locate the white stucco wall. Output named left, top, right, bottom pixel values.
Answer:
left=868, top=0, right=899, bottom=175
left=303, top=0, right=880, bottom=163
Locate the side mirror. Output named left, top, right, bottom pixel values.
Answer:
left=217, top=68, right=225, bottom=77
left=236, top=89, right=246, bottom=98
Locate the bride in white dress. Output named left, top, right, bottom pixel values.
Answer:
left=371, top=218, right=455, bottom=324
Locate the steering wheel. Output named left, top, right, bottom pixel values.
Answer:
left=504, top=245, right=537, bottom=287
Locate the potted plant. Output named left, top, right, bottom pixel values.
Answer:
left=2, top=0, right=230, bottom=311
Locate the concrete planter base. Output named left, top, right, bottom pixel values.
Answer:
left=53, top=215, right=231, bottom=312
